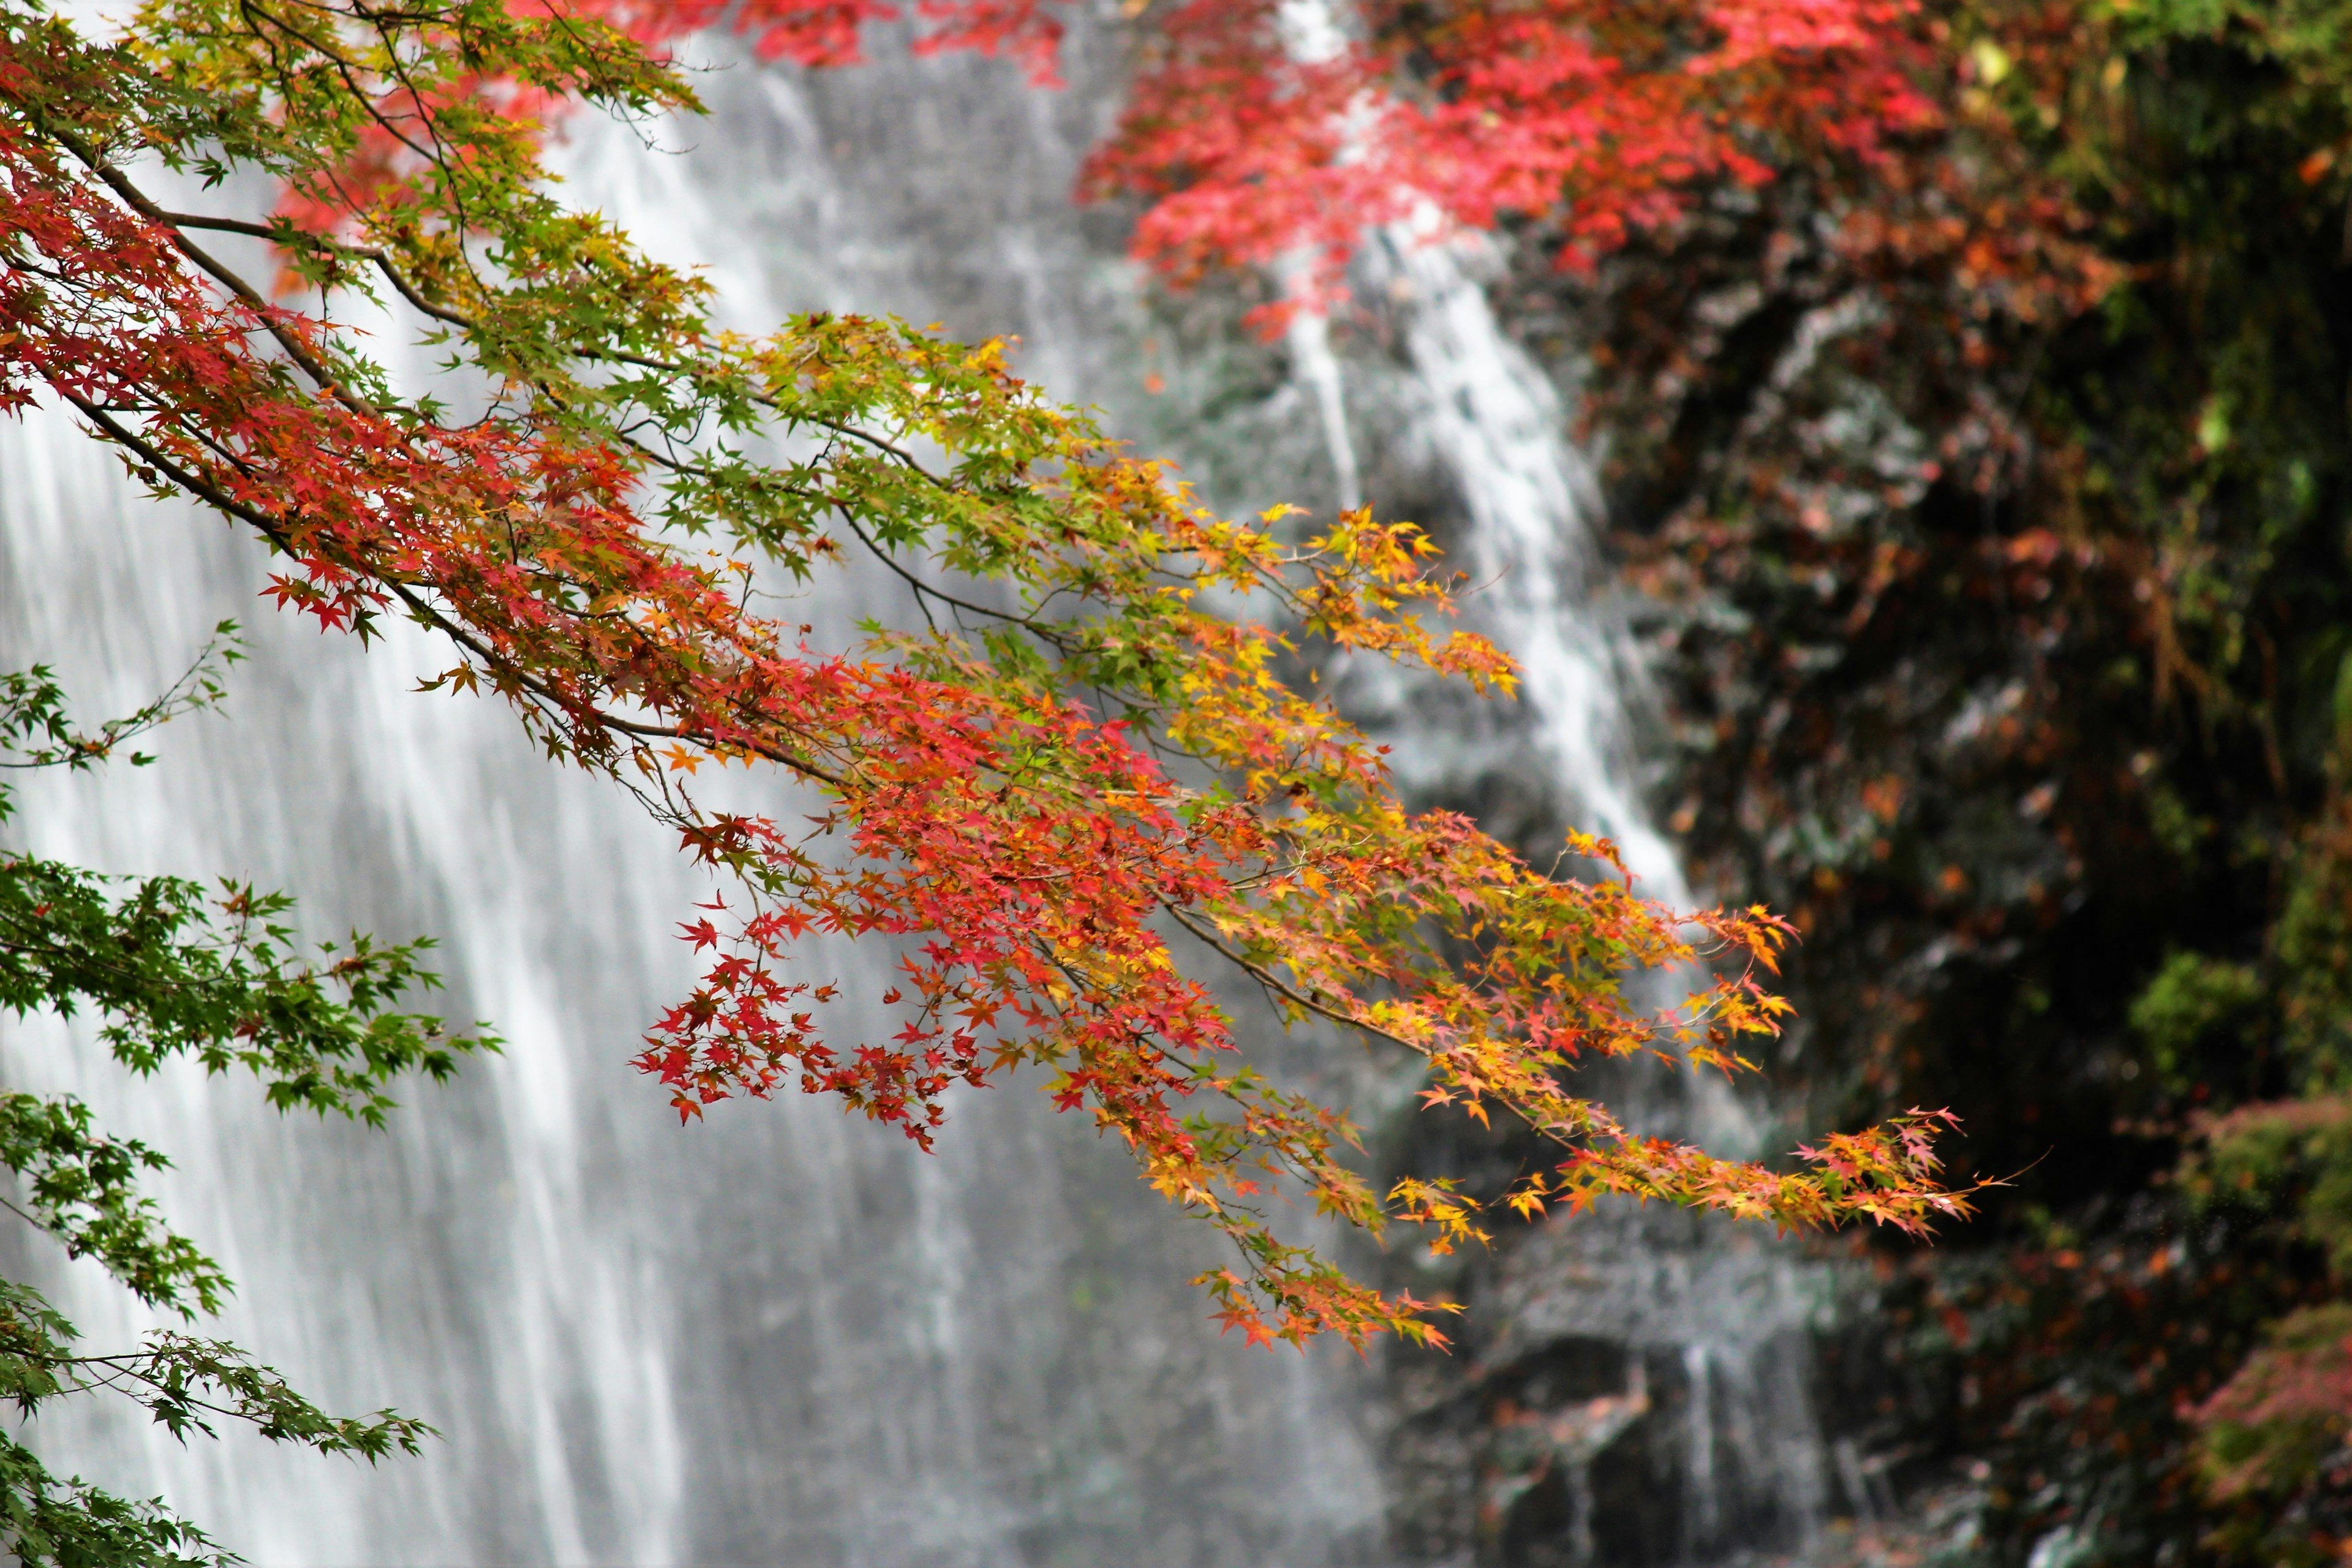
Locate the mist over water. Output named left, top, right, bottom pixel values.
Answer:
left=1, top=18, right=1848, bottom=1566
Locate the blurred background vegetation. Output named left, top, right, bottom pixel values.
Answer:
left=1528, top=0, right=2352, bottom=1558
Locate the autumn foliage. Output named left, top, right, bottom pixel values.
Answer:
left=570, top=0, right=1950, bottom=319
left=0, top=0, right=1983, bottom=1352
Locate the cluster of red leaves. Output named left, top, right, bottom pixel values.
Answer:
left=2195, top=1303, right=2352, bottom=1501
left=1082, top=0, right=1943, bottom=324
left=694, top=0, right=1947, bottom=320
left=580, top=0, right=1948, bottom=326
left=579, top=0, right=1062, bottom=78
left=319, top=0, right=1963, bottom=333
left=2, top=0, right=1975, bottom=1348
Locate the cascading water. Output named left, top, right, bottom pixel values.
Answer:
left=1295, top=227, right=1852, bottom=1562
left=1247, top=56, right=1853, bottom=1542
left=1, top=12, right=1856, bottom=1567
left=0, top=26, right=1387, bottom=1568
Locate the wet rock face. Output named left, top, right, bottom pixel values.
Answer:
left=1396, top=1336, right=1709, bottom=1567
left=1379, top=1200, right=1866, bottom=1567
left=1327, top=201, right=1969, bottom=1562
left=1479, top=1340, right=1662, bottom=1567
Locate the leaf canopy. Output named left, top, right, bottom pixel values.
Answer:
left=0, top=0, right=1972, bottom=1356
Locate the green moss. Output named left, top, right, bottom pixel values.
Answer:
left=2128, top=951, right=2266, bottom=1093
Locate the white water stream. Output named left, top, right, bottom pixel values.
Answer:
left=1335, top=225, right=1843, bottom=1562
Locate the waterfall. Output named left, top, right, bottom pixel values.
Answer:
left=1303, top=202, right=1849, bottom=1566
left=1362, top=220, right=1684, bottom=900
left=0, top=27, right=1388, bottom=1568
left=0, top=14, right=1859, bottom=1566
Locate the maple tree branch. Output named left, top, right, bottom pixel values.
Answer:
left=0, top=1194, right=51, bottom=1237
left=1158, top=900, right=1632, bottom=1158
left=235, top=0, right=447, bottom=194
left=121, top=190, right=989, bottom=499
left=556, top=340, right=967, bottom=486
left=144, top=210, right=287, bottom=243
left=148, top=206, right=480, bottom=333
left=828, top=505, right=1076, bottom=649
left=1158, top=899, right=1425, bottom=1059
left=64, top=154, right=1002, bottom=561
left=56, top=393, right=848, bottom=790
left=123, top=209, right=986, bottom=565
left=39, top=126, right=383, bottom=421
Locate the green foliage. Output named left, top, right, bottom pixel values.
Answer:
left=0, top=1426, right=225, bottom=1568
left=0, top=626, right=233, bottom=778
left=0, top=862, right=488, bottom=1128
left=2280, top=809, right=2352, bottom=1088
left=0, top=650, right=485, bottom=1566
left=2192, top=1096, right=2352, bottom=1280
left=2128, top=952, right=2265, bottom=1098
left=0, top=1093, right=225, bottom=1318
left=0, top=630, right=496, bottom=1129
left=0, top=1275, right=432, bottom=1568
left=0, top=1278, right=430, bottom=1460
